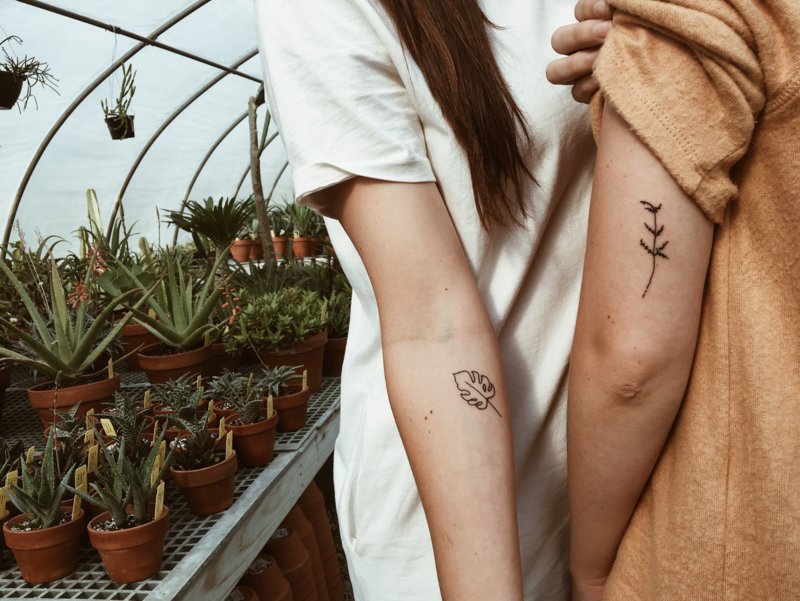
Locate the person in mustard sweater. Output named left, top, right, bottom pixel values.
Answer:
left=551, top=0, right=800, bottom=600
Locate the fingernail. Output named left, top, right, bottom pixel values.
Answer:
left=593, top=21, right=611, bottom=37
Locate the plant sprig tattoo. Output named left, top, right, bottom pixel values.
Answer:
left=453, top=370, right=501, bottom=417
left=639, top=201, right=669, bottom=298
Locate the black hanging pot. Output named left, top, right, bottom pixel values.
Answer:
left=105, top=114, right=135, bottom=140
left=0, top=71, right=23, bottom=110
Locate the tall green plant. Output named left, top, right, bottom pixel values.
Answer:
left=166, top=197, right=254, bottom=256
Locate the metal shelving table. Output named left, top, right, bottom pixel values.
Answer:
left=0, top=371, right=341, bottom=600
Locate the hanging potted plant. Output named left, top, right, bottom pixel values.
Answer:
left=110, top=250, right=227, bottom=383
left=258, top=365, right=310, bottom=432
left=226, top=375, right=278, bottom=467
left=0, top=256, right=149, bottom=426
left=227, top=288, right=327, bottom=392
left=0, top=35, right=58, bottom=111
left=68, top=432, right=173, bottom=583
left=169, top=407, right=237, bottom=516
left=287, top=203, right=320, bottom=259
left=323, top=289, right=351, bottom=377
left=3, top=430, right=82, bottom=584
left=102, top=63, right=136, bottom=140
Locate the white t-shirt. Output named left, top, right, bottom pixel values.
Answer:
left=256, top=1, right=595, bottom=599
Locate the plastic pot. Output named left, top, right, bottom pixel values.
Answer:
left=170, top=452, right=237, bottom=516
left=105, top=114, right=135, bottom=140
left=27, top=375, right=121, bottom=427
left=258, top=330, right=327, bottom=394
left=88, top=506, right=169, bottom=583
left=3, top=510, right=85, bottom=584
left=0, top=71, right=23, bottom=110
left=239, top=555, right=293, bottom=601
left=322, top=337, right=347, bottom=378
left=228, top=410, right=278, bottom=467
left=137, top=343, right=212, bottom=384
left=273, top=387, right=311, bottom=432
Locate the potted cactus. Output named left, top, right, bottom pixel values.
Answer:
left=323, top=289, right=351, bottom=377
left=258, top=365, right=310, bottom=432
left=169, top=407, right=236, bottom=516
left=0, top=256, right=148, bottom=425
left=3, top=430, right=82, bottom=584
left=69, top=433, right=172, bottom=583
left=226, top=375, right=278, bottom=467
left=227, top=288, right=327, bottom=392
left=102, top=63, right=136, bottom=140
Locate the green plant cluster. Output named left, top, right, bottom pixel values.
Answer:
left=165, top=196, right=254, bottom=257
left=97, top=392, right=152, bottom=462
left=327, top=289, right=351, bottom=339
left=152, top=374, right=204, bottom=419
left=269, top=202, right=325, bottom=238
left=256, top=365, right=302, bottom=398
left=169, top=407, right=219, bottom=471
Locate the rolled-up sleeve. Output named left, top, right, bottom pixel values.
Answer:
left=255, top=0, right=435, bottom=212
left=591, top=0, right=766, bottom=222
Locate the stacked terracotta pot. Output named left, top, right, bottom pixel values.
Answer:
left=239, top=555, right=293, bottom=601
left=298, top=482, right=344, bottom=601
left=264, top=527, right=318, bottom=601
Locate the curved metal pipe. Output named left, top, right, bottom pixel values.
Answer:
left=3, top=0, right=215, bottom=249
left=107, top=49, right=259, bottom=234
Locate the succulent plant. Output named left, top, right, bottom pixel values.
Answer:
left=0, top=438, right=25, bottom=484
left=96, top=391, right=151, bottom=461
left=169, top=407, right=219, bottom=471
left=152, top=374, right=204, bottom=420
left=326, top=290, right=351, bottom=339
left=226, top=377, right=264, bottom=425
left=206, top=370, right=249, bottom=405
left=256, top=365, right=302, bottom=398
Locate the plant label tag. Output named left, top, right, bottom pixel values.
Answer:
left=204, top=331, right=212, bottom=347
left=267, top=395, right=274, bottom=419
left=225, top=431, right=234, bottom=460
left=0, top=487, right=7, bottom=516
left=74, top=466, right=88, bottom=492
left=303, top=370, right=308, bottom=392
left=218, top=416, right=226, bottom=440
left=85, top=408, right=95, bottom=431
left=158, top=441, right=166, bottom=467
left=84, top=428, right=95, bottom=445
left=148, top=308, right=157, bottom=319
left=107, top=358, right=114, bottom=379
left=155, top=481, right=165, bottom=520
left=100, top=418, right=117, bottom=438
left=150, top=459, right=161, bottom=486
left=88, top=445, right=99, bottom=473
left=196, top=375, right=203, bottom=390
left=25, top=446, right=35, bottom=464
left=143, top=389, right=151, bottom=409
left=71, top=493, right=81, bottom=521
left=207, top=400, right=215, bottom=422
left=4, top=470, right=18, bottom=488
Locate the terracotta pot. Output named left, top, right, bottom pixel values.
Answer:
left=205, top=342, right=240, bottom=377
left=322, top=337, right=346, bottom=378
left=0, top=509, right=10, bottom=551
left=284, top=505, right=329, bottom=601
left=231, top=239, right=251, bottom=263
left=212, top=402, right=238, bottom=420
left=88, top=506, right=169, bottom=583
left=249, top=240, right=264, bottom=261
left=272, top=237, right=288, bottom=260
left=240, top=555, right=293, bottom=601
left=258, top=330, right=327, bottom=394
left=27, top=375, right=121, bottom=427
left=265, top=526, right=317, bottom=601
left=170, top=452, right=237, bottom=516
left=228, top=585, right=260, bottom=601
left=137, top=343, right=213, bottom=384
left=298, top=482, right=343, bottom=601
left=121, top=323, right=159, bottom=371
left=292, top=237, right=317, bottom=259
left=229, top=410, right=278, bottom=467
left=3, top=510, right=85, bottom=583
left=273, top=387, right=311, bottom=432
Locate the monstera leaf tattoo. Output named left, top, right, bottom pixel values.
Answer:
left=453, top=370, right=501, bottom=417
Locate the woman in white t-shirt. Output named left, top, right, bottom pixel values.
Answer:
left=256, top=1, right=607, bottom=599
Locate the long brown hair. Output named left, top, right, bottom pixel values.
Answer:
left=378, top=0, right=533, bottom=230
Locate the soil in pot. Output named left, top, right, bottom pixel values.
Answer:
left=273, top=386, right=311, bottom=433
left=121, top=323, right=159, bottom=371
left=3, top=509, right=85, bottom=584
left=292, top=237, right=317, bottom=259
left=137, top=343, right=213, bottom=384
left=228, top=410, right=278, bottom=467
left=239, top=555, right=292, bottom=601
left=272, top=237, right=288, bottom=260
left=105, top=114, right=135, bottom=140
left=322, top=337, right=347, bottom=378
left=258, top=330, right=327, bottom=394
left=284, top=505, right=329, bottom=601
left=88, top=506, right=169, bottom=583
left=170, top=452, right=237, bottom=516
left=27, top=374, right=121, bottom=427
left=264, top=526, right=318, bottom=601
left=0, top=71, right=23, bottom=110
left=298, top=481, right=344, bottom=601
left=230, top=239, right=251, bottom=262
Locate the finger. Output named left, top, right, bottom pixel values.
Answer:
left=571, top=75, right=600, bottom=104
left=546, top=49, right=599, bottom=86
left=551, top=20, right=610, bottom=56
left=575, top=0, right=613, bottom=22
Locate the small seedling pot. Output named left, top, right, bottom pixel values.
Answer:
left=272, top=386, right=311, bottom=432
left=105, top=114, right=135, bottom=140
left=322, top=336, right=347, bottom=377
left=228, top=410, right=278, bottom=467
left=258, top=330, right=327, bottom=394
left=239, top=555, right=293, bottom=601
left=87, top=506, right=169, bottom=583
left=0, top=71, right=23, bottom=110
left=137, top=343, right=212, bottom=384
left=170, top=452, right=237, bottom=516
left=3, top=509, right=85, bottom=584
left=27, top=375, right=121, bottom=427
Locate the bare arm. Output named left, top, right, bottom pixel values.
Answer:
left=325, top=179, right=523, bottom=601
left=568, top=104, right=714, bottom=600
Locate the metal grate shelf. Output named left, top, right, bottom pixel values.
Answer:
left=0, top=374, right=341, bottom=601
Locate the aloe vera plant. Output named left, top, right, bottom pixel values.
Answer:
left=7, top=430, right=75, bottom=529
left=0, top=256, right=148, bottom=383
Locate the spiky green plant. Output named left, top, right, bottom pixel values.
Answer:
left=327, top=290, right=351, bottom=339
left=227, top=378, right=264, bottom=425
left=0, top=438, right=24, bottom=484
left=0, top=256, right=148, bottom=383
left=7, top=429, right=75, bottom=529
left=152, top=374, right=204, bottom=420
left=257, top=365, right=302, bottom=398
left=169, top=407, right=219, bottom=471
left=206, top=370, right=249, bottom=404
left=166, top=196, right=254, bottom=256
left=97, top=391, right=151, bottom=461
left=286, top=203, right=323, bottom=237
